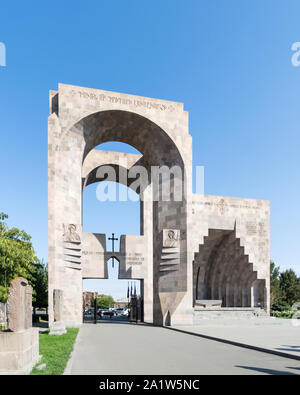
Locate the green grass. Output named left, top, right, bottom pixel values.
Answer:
left=31, top=328, right=79, bottom=375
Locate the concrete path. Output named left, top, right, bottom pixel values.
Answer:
left=174, top=318, right=300, bottom=358
left=66, top=322, right=300, bottom=375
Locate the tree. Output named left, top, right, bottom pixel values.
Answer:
left=97, top=295, right=114, bottom=309
left=270, top=261, right=300, bottom=312
left=270, top=261, right=283, bottom=308
left=31, top=260, right=48, bottom=309
left=0, top=212, right=40, bottom=303
left=279, top=269, right=300, bottom=306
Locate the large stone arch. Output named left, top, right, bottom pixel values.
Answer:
left=48, top=85, right=193, bottom=327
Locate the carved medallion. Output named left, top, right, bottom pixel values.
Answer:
left=163, top=229, right=180, bottom=248
left=63, top=224, right=81, bottom=243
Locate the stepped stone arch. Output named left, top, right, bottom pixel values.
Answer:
left=193, top=228, right=267, bottom=309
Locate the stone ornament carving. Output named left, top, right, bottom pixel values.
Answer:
left=217, top=199, right=226, bottom=216
left=161, top=230, right=181, bottom=272
left=63, top=224, right=81, bottom=243
left=7, top=277, right=32, bottom=332
left=163, top=229, right=180, bottom=248
left=63, top=224, right=82, bottom=270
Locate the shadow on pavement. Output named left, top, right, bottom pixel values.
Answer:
left=235, top=365, right=298, bottom=375
left=276, top=346, right=300, bottom=353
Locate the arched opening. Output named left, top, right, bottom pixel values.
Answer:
left=82, top=181, right=141, bottom=236
left=82, top=141, right=144, bottom=322
left=58, top=108, right=188, bottom=325
left=83, top=255, right=142, bottom=322
left=193, top=229, right=265, bottom=310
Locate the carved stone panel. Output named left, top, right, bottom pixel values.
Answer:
left=53, top=289, right=63, bottom=322
left=63, top=224, right=81, bottom=243
left=7, top=277, right=32, bottom=332
left=63, top=224, right=82, bottom=270
left=161, top=230, right=181, bottom=272
left=163, top=229, right=180, bottom=248
left=25, top=285, right=32, bottom=330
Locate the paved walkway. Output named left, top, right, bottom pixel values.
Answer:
left=66, top=322, right=300, bottom=375
left=174, top=318, right=300, bottom=358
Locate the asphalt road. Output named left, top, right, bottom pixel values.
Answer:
left=66, top=322, right=300, bottom=375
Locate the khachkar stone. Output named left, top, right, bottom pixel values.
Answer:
left=49, top=289, right=66, bottom=335
left=0, top=277, right=40, bottom=373
left=53, top=289, right=63, bottom=321
left=7, top=277, right=32, bottom=332
left=25, top=284, right=33, bottom=329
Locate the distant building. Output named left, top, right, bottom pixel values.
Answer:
left=83, top=292, right=98, bottom=309
left=114, top=298, right=129, bottom=309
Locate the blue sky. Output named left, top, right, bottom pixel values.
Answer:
left=0, top=1, right=300, bottom=298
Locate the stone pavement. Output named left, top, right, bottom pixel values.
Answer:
left=173, top=318, right=300, bottom=359
left=65, top=322, right=300, bottom=375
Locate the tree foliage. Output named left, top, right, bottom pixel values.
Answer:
left=0, top=212, right=47, bottom=306
left=270, top=261, right=282, bottom=307
left=31, top=260, right=48, bottom=308
left=279, top=269, right=300, bottom=306
left=97, top=295, right=114, bottom=309
left=270, top=262, right=300, bottom=311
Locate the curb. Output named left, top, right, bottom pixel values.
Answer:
left=63, top=327, right=82, bottom=375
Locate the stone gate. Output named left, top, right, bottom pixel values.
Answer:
left=48, top=83, right=270, bottom=327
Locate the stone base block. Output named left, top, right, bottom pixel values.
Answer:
left=49, top=321, right=67, bottom=335
left=195, top=300, right=222, bottom=308
left=193, top=307, right=268, bottom=323
left=0, top=327, right=40, bottom=374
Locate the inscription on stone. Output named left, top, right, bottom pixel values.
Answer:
left=193, top=201, right=262, bottom=211
left=258, top=222, right=267, bottom=237
left=126, top=253, right=145, bottom=266
left=70, top=89, right=175, bottom=112
left=82, top=250, right=104, bottom=256
left=246, top=221, right=257, bottom=236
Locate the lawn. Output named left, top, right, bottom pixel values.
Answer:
left=31, top=328, right=79, bottom=375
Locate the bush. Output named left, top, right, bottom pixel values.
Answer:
left=0, top=286, right=8, bottom=304
left=272, top=309, right=296, bottom=319
left=271, top=300, right=291, bottom=312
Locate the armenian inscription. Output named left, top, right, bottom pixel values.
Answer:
left=126, top=253, right=145, bottom=266
left=70, top=89, right=175, bottom=112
